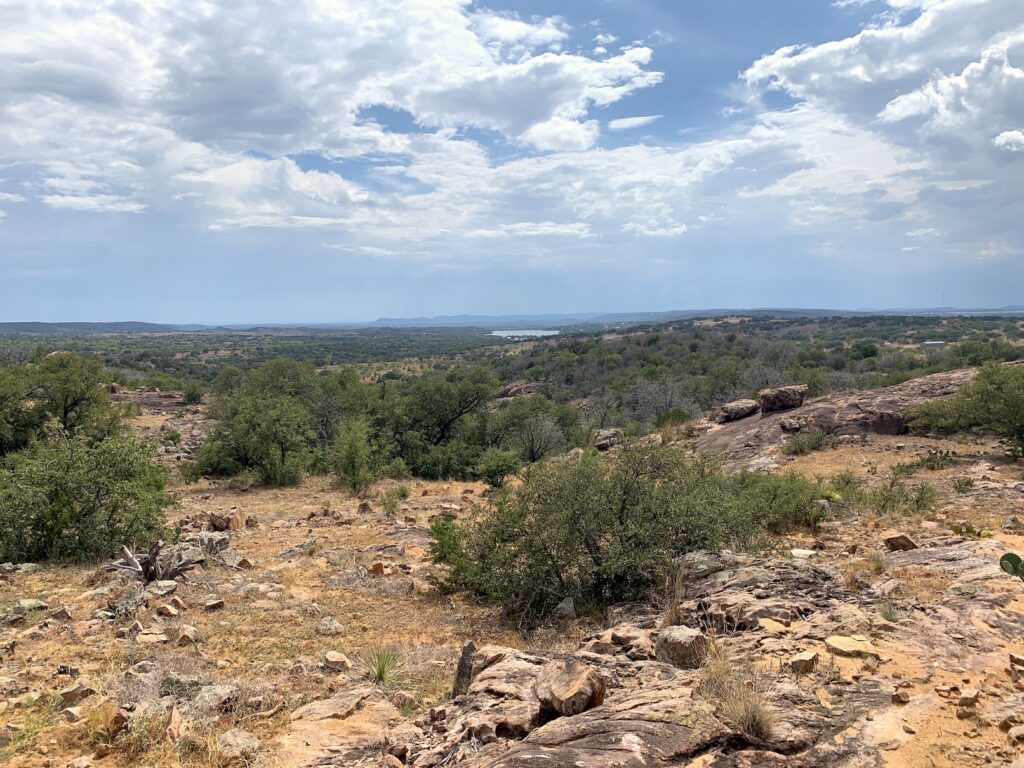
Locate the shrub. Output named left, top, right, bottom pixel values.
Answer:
left=432, top=443, right=827, bottom=622
left=182, top=381, right=204, bottom=405
left=358, top=645, right=405, bottom=687
left=0, top=431, right=173, bottom=563
left=953, top=476, right=975, bottom=494
left=333, top=419, right=378, bottom=496
left=912, top=362, right=1024, bottom=455
left=476, top=448, right=520, bottom=488
left=781, top=429, right=840, bottom=456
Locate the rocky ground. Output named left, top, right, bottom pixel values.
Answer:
left=4, top=384, right=1024, bottom=767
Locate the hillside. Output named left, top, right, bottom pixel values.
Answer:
left=3, top=370, right=1024, bottom=767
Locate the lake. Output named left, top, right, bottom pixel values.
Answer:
left=491, top=329, right=560, bottom=338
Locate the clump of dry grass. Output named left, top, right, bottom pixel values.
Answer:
left=698, top=641, right=776, bottom=742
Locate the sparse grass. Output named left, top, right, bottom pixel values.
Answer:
left=358, top=645, right=406, bottom=687
left=953, top=476, right=975, bottom=494
left=698, top=641, right=776, bottom=742
left=879, top=600, right=901, bottom=623
left=781, top=429, right=840, bottom=456
left=866, top=551, right=887, bottom=575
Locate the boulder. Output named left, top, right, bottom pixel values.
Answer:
left=217, top=728, right=260, bottom=764
left=534, top=659, right=606, bottom=717
left=654, top=626, right=711, bottom=669
left=713, top=399, right=759, bottom=424
left=884, top=533, right=918, bottom=552
left=758, top=384, right=808, bottom=413
left=824, top=635, right=881, bottom=660
left=594, top=428, right=624, bottom=451
left=786, top=651, right=819, bottom=674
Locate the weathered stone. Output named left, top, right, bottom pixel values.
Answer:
left=786, top=651, right=819, bottom=674
left=655, top=625, right=711, bottom=669
left=316, top=616, right=343, bottom=636
left=884, top=533, right=919, bottom=552
left=714, top=399, right=759, bottom=424
left=535, top=659, right=606, bottom=717
left=758, top=384, right=808, bottom=413
left=324, top=651, right=352, bottom=671
left=825, top=635, right=881, bottom=660
left=59, top=682, right=96, bottom=705
left=216, top=728, right=259, bottom=763
left=195, top=684, right=238, bottom=712
left=594, top=428, right=624, bottom=451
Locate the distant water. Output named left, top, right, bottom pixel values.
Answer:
left=491, top=329, right=560, bottom=338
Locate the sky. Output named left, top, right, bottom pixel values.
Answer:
left=1, top=0, right=1023, bottom=323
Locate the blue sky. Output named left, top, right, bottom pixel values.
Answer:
left=1, top=0, right=1022, bottom=322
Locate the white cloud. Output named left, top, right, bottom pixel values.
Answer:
left=608, top=115, right=662, bottom=131
left=994, top=129, right=1024, bottom=151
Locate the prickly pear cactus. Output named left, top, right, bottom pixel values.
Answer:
left=1001, top=552, right=1024, bottom=581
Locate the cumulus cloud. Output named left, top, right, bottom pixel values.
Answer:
left=0, top=0, right=1022, bottom=272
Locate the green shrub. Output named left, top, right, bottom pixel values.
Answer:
left=953, top=476, right=975, bottom=493
left=781, top=429, right=840, bottom=456
left=476, top=448, right=520, bottom=488
left=432, top=443, right=828, bottom=623
left=0, top=431, right=174, bottom=563
left=333, top=419, right=378, bottom=496
left=182, top=381, right=204, bottom=405
left=912, top=362, right=1024, bottom=455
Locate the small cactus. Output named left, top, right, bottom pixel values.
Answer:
left=1001, top=552, right=1024, bottom=581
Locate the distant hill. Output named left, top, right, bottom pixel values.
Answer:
left=0, top=321, right=189, bottom=335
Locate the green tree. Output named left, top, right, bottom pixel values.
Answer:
left=476, top=447, right=520, bottom=488
left=333, top=418, right=378, bottom=496
left=0, top=431, right=174, bottom=563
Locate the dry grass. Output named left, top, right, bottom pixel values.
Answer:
left=698, top=642, right=776, bottom=742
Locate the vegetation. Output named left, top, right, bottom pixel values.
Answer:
left=430, top=442, right=828, bottom=622
left=913, top=362, right=1024, bottom=455
left=0, top=352, right=173, bottom=563
left=781, top=429, right=840, bottom=456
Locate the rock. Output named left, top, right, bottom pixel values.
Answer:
left=358, top=500, right=374, bottom=514
left=714, top=399, right=760, bottom=424
left=825, top=635, right=881, bottom=660
left=216, top=728, right=259, bottom=763
left=790, top=549, right=817, bottom=560
left=959, top=689, right=981, bottom=707
left=758, top=384, right=808, bottom=413
left=892, top=690, right=911, bottom=704
left=137, top=629, right=168, bottom=644
left=535, top=659, right=606, bottom=717
left=594, top=428, right=624, bottom=451
left=49, top=606, right=73, bottom=621
left=552, top=597, right=576, bottom=620
left=146, top=580, right=178, bottom=597
left=786, top=651, right=819, bottom=674
left=156, top=603, right=178, bottom=617
left=452, top=640, right=476, bottom=697
left=59, top=682, right=96, bottom=705
left=14, top=598, right=48, bottom=614
left=164, top=706, right=183, bottom=742
left=61, top=705, right=84, bottom=722
left=1009, top=725, right=1024, bottom=744
left=195, top=684, right=238, bottom=712
left=324, top=651, right=352, bottom=671
left=392, top=690, right=418, bottom=709
left=317, top=616, right=343, bottom=636
left=204, top=598, right=225, bottom=611
left=655, top=625, right=711, bottom=669
left=884, top=533, right=919, bottom=552
left=177, top=625, right=199, bottom=645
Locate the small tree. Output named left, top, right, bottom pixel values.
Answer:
left=0, top=431, right=173, bottom=563
left=333, top=418, right=377, bottom=496
left=476, top=448, right=519, bottom=488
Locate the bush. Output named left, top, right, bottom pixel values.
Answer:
left=912, top=362, right=1024, bottom=455
left=0, top=431, right=174, bottom=563
left=432, top=442, right=827, bottom=622
left=333, top=419, right=378, bottom=495
left=781, top=429, right=840, bottom=456
left=476, top=448, right=520, bottom=488
left=182, top=381, right=204, bottom=405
